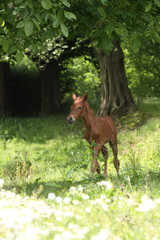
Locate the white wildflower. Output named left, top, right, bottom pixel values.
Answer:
left=136, top=196, right=156, bottom=212
left=81, top=193, right=89, bottom=200
left=97, top=181, right=113, bottom=190
left=106, top=198, right=111, bottom=203
left=101, top=203, right=108, bottom=212
left=5, top=191, right=16, bottom=199
left=63, top=197, right=71, bottom=204
left=77, top=226, right=89, bottom=236
left=53, top=209, right=63, bottom=216
left=125, top=198, right=135, bottom=206
left=115, top=218, right=121, bottom=222
left=94, top=223, right=100, bottom=227
left=68, top=223, right=80, bottom=230
left=75, top=215, right=82, bottom=220
left=155, top=198, right=160, bottom=204
left=63, top=211, right=74, bottom=217
left=69, top=186, right=77, bottom=195
left=91, top=229, right=109, bottom=240
left=60, top=230, right=73, bottom=240
left=91, top=199, right=102, bottom=205
left=77, top=185, right=84, bottom=192
left=48, top=193, right=56, bottom=200
left=85, top=207, right=91, bottom=213
left=56, top=216, right=63, bottom=221
left=54, top=233, right=63, bottom=240
left=55, top=196, right=62, bottom=204
left=100, top=194, right=106, bottom=200
left=72, top=199, right=79, bottom=205
left=152, top=237, right=158, bottom=240
left=0, top=179, right=4, bottom=188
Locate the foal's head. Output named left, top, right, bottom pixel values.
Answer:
left=67, top=92, right=88, bottom=125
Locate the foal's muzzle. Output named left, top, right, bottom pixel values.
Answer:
left=67, top=116, right=74, bottom=125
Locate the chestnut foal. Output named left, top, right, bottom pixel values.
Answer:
left=67, top=93, right=120, bottom=177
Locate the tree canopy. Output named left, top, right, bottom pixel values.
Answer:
left=71, top=0, right=160, bottom=52
left=1, top=0, right=160, bottom=62
left=0, top=0, right=76, bottom=62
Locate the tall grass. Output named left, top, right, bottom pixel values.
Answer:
left=0, top=101, right=160, bottom=239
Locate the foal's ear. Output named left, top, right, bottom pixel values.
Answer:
left=72, top=93, right=77, bottom=101
left=83, top=92, right=88, bottom=102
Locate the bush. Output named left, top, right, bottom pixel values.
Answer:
left=60, top=56, right=101, bottom=112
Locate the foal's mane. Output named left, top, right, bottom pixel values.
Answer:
left=84, top=101, right=94, bottom=115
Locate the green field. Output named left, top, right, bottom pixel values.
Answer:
left=0, top=103, right=160, bottom=239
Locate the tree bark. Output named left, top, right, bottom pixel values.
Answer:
left=39, top=59, right=61, bottom=116
left=96, top=41, right=136, bottom=117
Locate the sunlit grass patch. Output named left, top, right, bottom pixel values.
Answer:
left=0, top=105, right=160, bottom=239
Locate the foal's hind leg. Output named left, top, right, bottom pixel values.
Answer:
left=109, top=140, right=120, bottom=176
left=102, top=146, right=108, bottom=178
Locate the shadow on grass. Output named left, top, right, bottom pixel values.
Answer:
left=5, top=169, right=160, bottom=199
left=0, top=116, right=84, bottom=144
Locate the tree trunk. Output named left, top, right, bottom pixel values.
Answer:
left=96, top=41, right=136, bottom=117
left=39, top=59, right=61, bottom=116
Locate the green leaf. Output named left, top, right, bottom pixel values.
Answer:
left=24, top=21, right=33, bottom=36
left=52, top=17, right=59, bottom=28
left=7, top=45, right=16, bottom=55
left=154, top=0, right=160, bottom=7
left=15, top=52, right=24, bottom=63
left=60, top=0, right=70, bottom=7
left=92, top=40, right=99, bottom=47
left=2, top=39, right=9, bottom=52
left=93, top=28, right=104, bottom=39
left=98, top=7, right=106, bottom=18
left=57, top=10, right=63, bottom=19
left=101, top=0, right=108, bottom=5
left=98, top=37, right=112, bottom=53
left=32, top=43, right=38, bottom=52
left=64, top=11, right=77, bottom=20
left=60, top=23, right=68, bottom=37
left=15, top=0, right=23, bottom=4
left=46, top=31, right=54, bottom=40
left=115, top=26, right=128, bottom=38
left=131, top=39, right=140, bottom=53
left=145, top=2, right=152, bottom=12
left=16, top=20, right=25, bottom=28
left=27, top=0, right=34, bottom=9
left=41, top=0, right=52, bottom=10
left=32, top=18, right=40, bottom=30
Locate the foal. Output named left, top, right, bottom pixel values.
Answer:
left=67, top=93, right=120, bottom=177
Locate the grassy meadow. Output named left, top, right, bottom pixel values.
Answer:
left=0, top=101, right=160, bottom=239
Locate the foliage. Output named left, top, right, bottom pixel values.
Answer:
left=125, top=41, right=160, bottom=98
left=1, top=0, right=160, bottom=62
left=0, top=0, right=76, bottom=62
left=60, top=56, right=101, bottom=112
left=0, top=101, right=160, bottom=238
left=71, top=0, right=160, bottom=54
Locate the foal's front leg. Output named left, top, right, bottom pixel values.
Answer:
left=90, top=143, right=102, bottom=174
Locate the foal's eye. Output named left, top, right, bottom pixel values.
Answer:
left=79, top=106, right=82, bottom=110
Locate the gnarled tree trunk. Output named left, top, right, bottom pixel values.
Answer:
left=39, top=59, right=61, bottom=116
left=96, top=40, right=136, bottom=116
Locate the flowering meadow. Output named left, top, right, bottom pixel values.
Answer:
left=0, top=110, right=160, bottom=239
